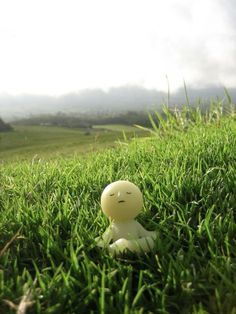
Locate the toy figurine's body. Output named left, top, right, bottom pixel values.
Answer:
left=96, top=180, right=157, bottom=255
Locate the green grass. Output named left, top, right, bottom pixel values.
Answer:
left=93, top=124, right=140, bottom=132
left=0, top=124, right=148, bottom=162
left=0, top=107, right=236, bottom=313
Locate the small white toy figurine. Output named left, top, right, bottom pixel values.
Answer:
left=96, top=180, right=157, bottom=255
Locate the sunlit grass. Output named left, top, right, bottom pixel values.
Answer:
left=0, top=104, right=236, bottom=313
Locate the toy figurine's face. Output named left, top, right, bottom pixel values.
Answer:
left=101, top=180, right=143, bottom=221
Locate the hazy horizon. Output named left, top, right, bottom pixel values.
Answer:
left=1, top=84, right=235, bottom=122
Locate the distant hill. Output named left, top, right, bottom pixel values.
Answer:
left=0, top=117, right=13, bottom=132
left=0, top=85, right=235, bottom=122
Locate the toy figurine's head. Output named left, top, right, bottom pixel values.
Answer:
left=101, top=180, right=143, bottom=221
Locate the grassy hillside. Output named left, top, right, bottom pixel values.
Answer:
left=0, top=108, right=236, bottom=313
left=0, top=124, right=147, bottom=162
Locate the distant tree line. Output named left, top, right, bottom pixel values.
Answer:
left=0, top=117, right=13, bottom=132
left=93, top=111, right=152, bottom=127
left=12, top=111, right=153, bottom=128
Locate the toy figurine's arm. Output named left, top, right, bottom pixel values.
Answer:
left=137, top=221, right=157, bottom=239
left=108, top=237, right=156, bottom=255
left=96, top=226, right=113, bottom=247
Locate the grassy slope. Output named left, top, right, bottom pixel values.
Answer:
left=0, top=125, right=147, bottom=162
left=0, top=115, right=236, bottom=313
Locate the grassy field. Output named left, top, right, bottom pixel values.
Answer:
left=93, top=124, right=141, bottom=132
left=0, top=107, right=236, bottom=313
left=0, top=124, right=147, bottom=162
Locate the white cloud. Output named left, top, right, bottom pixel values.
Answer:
left=0, top=0, right=235, bottom=95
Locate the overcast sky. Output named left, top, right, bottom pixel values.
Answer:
left=0, top=0, right=235, bottom=96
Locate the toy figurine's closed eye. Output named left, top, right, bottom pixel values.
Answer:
left=110, top=192, right=131, bottom=196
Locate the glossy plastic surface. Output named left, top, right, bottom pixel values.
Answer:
left=97, top=180, right=157, bottom=255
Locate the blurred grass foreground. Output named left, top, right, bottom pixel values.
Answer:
left=0, top=102, right=236, bottom=313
